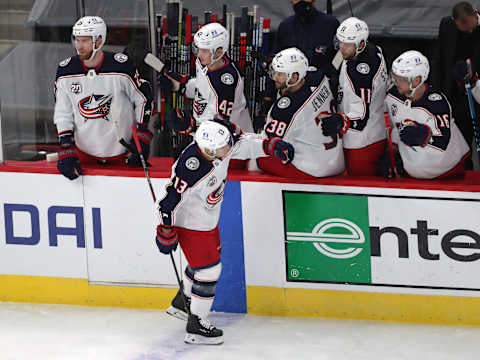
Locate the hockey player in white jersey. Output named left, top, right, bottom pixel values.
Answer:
left=325, top=17, right=388, bottom=176
left=384, top=51, right=470, bottom=179
left=165, top=22, right=253, bottom=134
left=54, top=16, right=153, bottom=180
left=257, top=47, right=346, bottom=178
left=155, top=119, right=293, bottom=344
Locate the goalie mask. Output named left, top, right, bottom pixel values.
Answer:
left=195, top=121, right=233, bottom=160
left=193, top=22, right=229, bottom=66
left=269, top=47, right=309, bottom=90
left=72, top=16, right=107, bottom=61
left=391, top=50, right=429, bottom=99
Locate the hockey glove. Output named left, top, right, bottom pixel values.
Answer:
left=157, top=73, right=173, bottom=93
left=127, top=123, right=153, bottom=167
left=165, top=109, right=196, bottom=135
left=155, top=224, right=178, bottom=255
left=321, top=112, right=349, bottom=137
left=453, top=59, right=478, bottom=87
left=57, top=133, right=82, bottom=180
left=399, top=120, right=431, bottom=147
left=263, top=137, right=295, bottom=165
left=380, top=150, right=404, bottom=179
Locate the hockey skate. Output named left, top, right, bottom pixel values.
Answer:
left=166, top=289, right=190, bottom=321
left=184, top=313, right=224, bottom=345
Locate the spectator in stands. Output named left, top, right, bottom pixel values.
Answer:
left=431, top=1, right=480, bottom=169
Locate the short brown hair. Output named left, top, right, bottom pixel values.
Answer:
left=453, top=2, right=476, bottom=20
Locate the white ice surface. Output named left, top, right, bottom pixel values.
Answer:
left=0, top=302, right=478, bottom=360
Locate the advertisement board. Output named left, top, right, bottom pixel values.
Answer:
left=284, top=191, right=480, bottom=291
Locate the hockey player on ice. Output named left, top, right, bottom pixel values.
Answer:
left=257, top=47, right=346, bottom=178
left=165, top=22, right=254, bottom=136
left=331, top=17, right=388, bottom=176
left=53, top=16, right=153, bottom=180
left=384, top=50, right=470, bottom=179
left=155, top=119, right=293, bottom=344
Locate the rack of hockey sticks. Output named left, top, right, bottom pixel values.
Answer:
left=147, top=1, right=272, bottom=157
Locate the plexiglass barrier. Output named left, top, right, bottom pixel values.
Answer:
left=0, top=0, right=153, bottom=161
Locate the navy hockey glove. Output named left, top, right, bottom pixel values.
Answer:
left=165, top=109, right=196, bottom=135
left=157, top=73, right=173, bottom=93
left=127, top=124, right=153, bottom=167
left=57, top=133, right=82, bottom=180
left=453, top=59, right=478, bottom=87
left=321, top=112, right=349, bottom=137
left=263, top=137, right=295, bottom=165
left=155, top=224, right=178, bottom=254
left=399, top=120, right=431, bottom=147
left=380, top=150, right=404, bottom=179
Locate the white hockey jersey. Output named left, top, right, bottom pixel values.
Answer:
left=185, top=55, right=253, bottom=132
left=157, top=132, right=266, bottom=231
left=385, top=86, right=470, bottom=179
left=262, top=70, right=345, bottom=177
left=54, top=52, right=153, bottom=157
left=338, top=44, right=388, bottom=149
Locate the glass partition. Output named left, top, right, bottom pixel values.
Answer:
left=0, top=0, right=153, bottom=161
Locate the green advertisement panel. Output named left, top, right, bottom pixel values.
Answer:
left=283, top=192, right=371, bottom=284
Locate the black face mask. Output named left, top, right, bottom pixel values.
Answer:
left=293, top=1, right=314, bottom=23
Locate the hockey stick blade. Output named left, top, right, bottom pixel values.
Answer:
left=144, top=52, right=165, bottom=73
left=332, top=50, right=343, bottom=71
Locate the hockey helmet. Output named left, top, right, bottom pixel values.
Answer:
left=270, top=47, right=309, bottom=89
left=194, top=120, right=233, bottom=160
left=391, top=50, right=430, bottom=97
left=72, top=16, right=107, bottom=61
left=336, top=17, right=369, bottom=56
left=193, top=22, right=229, bottom=65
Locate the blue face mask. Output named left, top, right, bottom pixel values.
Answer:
left=293, top=1, right=314, bottom=23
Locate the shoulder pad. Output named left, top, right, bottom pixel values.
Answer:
left=113, top=53, right=129, bottom=63
left=306, top=70, right=327, bottom=87
left=98, top=51, right=136, bottom=77
left=55, top=55, right=84, bottom=80
left=415, top=87, right=450, bottom=114
left=175, top=144, right=213, bottom=186
left=59, top=57, right=72, bottom=67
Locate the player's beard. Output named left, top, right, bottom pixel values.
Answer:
left=78, top=50, right=94, bottom=61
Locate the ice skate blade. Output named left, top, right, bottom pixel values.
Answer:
left=184, top=333, right=224, bottom=345
left=165, top=306, right=188, bottom=321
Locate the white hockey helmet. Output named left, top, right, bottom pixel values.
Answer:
left=194, top=120, right=233, bottom=160
left=72, top=16, right=107, bottom=61
left=336, top=17, right=369, bottom=56
left=270, top=47, right=309, bottom=89
left=193, top=22, right=229, bottom=66
left=391, top=50, right=430, bottom=98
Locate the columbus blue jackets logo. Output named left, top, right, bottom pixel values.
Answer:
left=78, top=94, right=113, bottom=120
left=193, top=91, right=207, bottom=115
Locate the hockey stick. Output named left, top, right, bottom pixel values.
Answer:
left=384, top=113, right=398, bottom=178
left=130, top=125, right=189, bottom=315
left=110, top=100, right=136, bottom=153
left=465, top=83, right=480, bottom=161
